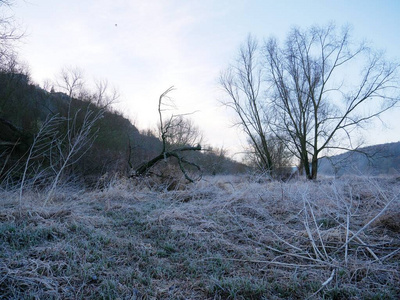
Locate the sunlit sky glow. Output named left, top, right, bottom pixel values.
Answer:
left=10, top=0, right=400, bottom=159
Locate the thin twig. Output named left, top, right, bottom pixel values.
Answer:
left=307, top=269, right=335, bottom=299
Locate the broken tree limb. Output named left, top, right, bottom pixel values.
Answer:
left=167, top=150, right=202, bottom=182
left=130, top=87, right=202, bottom=182
left=134, top=144, right=201, bottom=179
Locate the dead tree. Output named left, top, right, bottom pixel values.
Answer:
left=133, top=87, right=202, bottom=182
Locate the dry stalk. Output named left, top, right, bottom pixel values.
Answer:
left=307, top=269, right=336, bottom=299
left=335, top=188, right=399, bottom=254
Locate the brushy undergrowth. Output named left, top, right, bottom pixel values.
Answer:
left=0, top=175, right=399, bottom=299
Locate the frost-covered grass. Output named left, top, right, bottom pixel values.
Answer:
left=1, top=175, right=399, bottom=299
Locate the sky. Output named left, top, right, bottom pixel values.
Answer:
left=7, top=0, right=400, bottom=160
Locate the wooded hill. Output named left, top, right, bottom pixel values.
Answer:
left=0, top=70, right=247, bottom=189
left=319, top=141, right=400, bottom=176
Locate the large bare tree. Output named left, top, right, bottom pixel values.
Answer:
left=265, top=24, right=399, bottom=179
left=221, top=25, right=400, bottom=179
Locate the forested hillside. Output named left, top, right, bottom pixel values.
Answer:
left=0, top=68, right=247, bottom=190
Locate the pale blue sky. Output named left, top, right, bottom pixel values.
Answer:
left=10, top=0, right=400, bottom=157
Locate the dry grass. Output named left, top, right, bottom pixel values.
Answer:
left=0, top=175, right=399, bottom=299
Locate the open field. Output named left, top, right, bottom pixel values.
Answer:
left=1, top=175, right=399, bottom=299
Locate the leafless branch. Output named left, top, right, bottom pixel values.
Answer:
left=133, top=87, right=202, bottom=182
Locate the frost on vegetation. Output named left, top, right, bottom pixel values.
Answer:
left=0, top=175, right=399, bottom=299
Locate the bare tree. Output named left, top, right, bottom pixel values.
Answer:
left=52, top=68, right=119, bottom=110
left=55, top=66, right=85, bottom=99
left=245, top=134, right=292, bottom=174
left=0, top=0, right=23, bottom=64
left=161, top=115, right=203, bottom=147
left=133, top=87, right=202, bottom=182
left=92, top=78, right=120, bottom=110
left=221, top=25, right=399, bottom=180
left=264, top=24, right=400, bottom=179
left=220, top=35, right=275, bottom=173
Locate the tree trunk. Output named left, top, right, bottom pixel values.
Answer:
left=302, top=153, right=312, bottom=179
left=310, top=156, right=318, bottom=180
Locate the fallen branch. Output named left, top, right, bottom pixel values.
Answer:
left=131, top=87, right=202, bottom=182
left=134, top=145, right=202, bottom=181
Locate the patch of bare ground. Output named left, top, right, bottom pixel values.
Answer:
left=0, top=175, right=399, bottom=299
